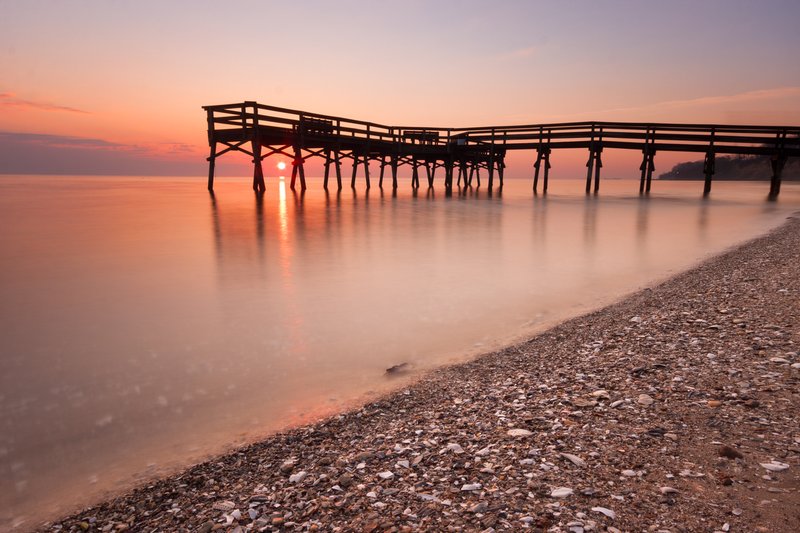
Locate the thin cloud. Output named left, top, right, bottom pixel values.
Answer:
left=0, top=132, right=203, bottom=159
left=158, top=142, right=202, bottom=155
left=552, top=87, right=800, bottom=121
left=497, top=46, right=538, bottom=61
left=0, top=92, right=90, bottom=114
left=0, top=131, right=133, bottom=151
left=0, top=131, right=211, bottom=175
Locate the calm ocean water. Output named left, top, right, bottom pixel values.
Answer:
left=1, top=175, right=798, bottom=529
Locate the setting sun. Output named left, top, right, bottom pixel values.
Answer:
left=277, top=161, right=286, bottom=171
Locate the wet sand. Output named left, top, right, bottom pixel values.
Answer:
left=41, top=214, right=799, bottom=532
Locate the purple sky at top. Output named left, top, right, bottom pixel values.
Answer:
left=1, top=0, right=799, bottom=176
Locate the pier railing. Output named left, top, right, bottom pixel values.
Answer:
left=205, top=101, right=455, bottom=147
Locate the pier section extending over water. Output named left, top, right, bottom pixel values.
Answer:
left=204, top=102, right=800, bottom=197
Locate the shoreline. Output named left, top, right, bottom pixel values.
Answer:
left=41, top=215, right=800, bottom=532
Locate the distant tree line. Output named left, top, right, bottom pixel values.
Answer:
left=659, top=154, right=800, bottom=181
left=659, top=135, right=799, bottom=181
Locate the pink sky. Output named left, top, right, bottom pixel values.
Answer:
left=1, top=0, right=799, bottom=178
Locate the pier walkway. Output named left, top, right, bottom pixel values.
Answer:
left=203, top=102, right=799, bottom=197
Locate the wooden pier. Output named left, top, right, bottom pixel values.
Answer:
left=203, top=102, right=799, bottom=197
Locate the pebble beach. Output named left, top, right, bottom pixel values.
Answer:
left=42, top=214, right=799, bottom=533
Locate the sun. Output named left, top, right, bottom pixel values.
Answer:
left=277, top=161, right=287, bottom=171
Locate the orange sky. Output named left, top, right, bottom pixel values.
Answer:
left=1, top=1, right=799, bottom=177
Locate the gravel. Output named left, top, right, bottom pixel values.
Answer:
left=40, top=215, right=800, bottom=532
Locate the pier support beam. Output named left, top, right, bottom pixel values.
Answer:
left=351, top=152, right=358, bottom=189
left=363, top=153, right=371, bottom=190
left=703, top=151, right=715, bottom=197
left=585, top=147, right=603, bottom=194
left=474, top=166, right=481, bottom=188
left=207, top=141, right=216, bottom=191
left=379, top=155, right=387, bottom=188
left=593, top=150, right=602, bottom=193
left=391, top=155, right=399, bottom=189
left=445, top=160, right=454, bottom=190
left=323, top=148, right=332, bottom=190
left=252, top=141, right=265, bottom=193
left=533, top=147, right=551, bottom=193
left=639, top=148, right=655, bottom=194
left=497, top=157, right=505, bottom=188
left=458, top=160, right=467, bottom=187
left=543, top=151, right=550, bottom=192
left=769, top=154, right=786, bottom=198
left=290, top=145, right=305, bottom=192
left=334, top=151, right=343, bottom=190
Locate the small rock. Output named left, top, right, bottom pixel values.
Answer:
left=591, top=390, right=610, bottom=399
left=660, top=486, right=679, bottom=494
left=289, top=471, right=307, bottom=483
left=591, top=506, right=616, bottom=519
left=470, top=502, right=489, bottom=513
left=621, top=470, right=637, bottom=477
left=637, top=394, right=654, bottom=407
left=461, top=483, right=482, bottom=491
left=719, top=445, right=744, bottom=460
left=212, top=501, right=236, bottom=512
left=447, top=443, right=465, bottom=454
left=561, top=453, right=586, bottom=467
left=708, top=400, right=722, bottom=408
left=507, top=428, right=533, bottom=437
left=377, top=471, right=395, bottom=480
left=630, top=316, right=642, bottom=323
left=385, top=362, right=409, bottom=374
left=760, top=461, right=789, bottom=472
left=550, top=487, right=574, bottom=498
left=197, top=521, right=214, bottom=533
left=279, top=460, right=295, bottom=473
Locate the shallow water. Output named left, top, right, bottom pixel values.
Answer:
left=0, top=175, right=798, bottom=529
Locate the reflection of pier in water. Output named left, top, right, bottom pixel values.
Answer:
left=203, top=102, right=800, bottom=198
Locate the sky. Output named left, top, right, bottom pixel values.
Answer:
left=1, top=0, right=799, bottom=178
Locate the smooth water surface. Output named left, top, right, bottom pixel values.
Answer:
left=1, top=175, right=798, bottom=529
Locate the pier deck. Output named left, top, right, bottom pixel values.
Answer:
left=203, top=102, right=799, bottom=197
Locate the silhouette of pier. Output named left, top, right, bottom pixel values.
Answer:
left=204, top=102, right=799, bottom=197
